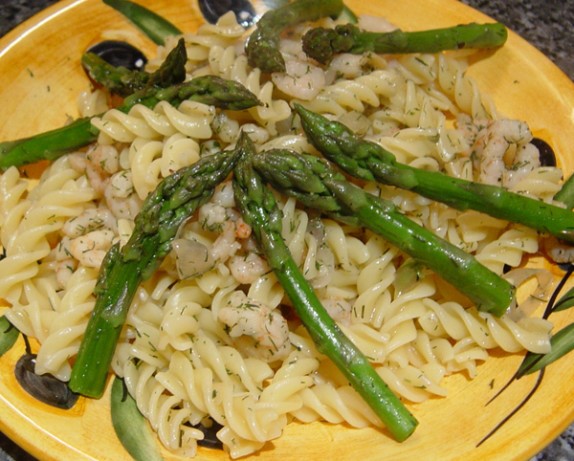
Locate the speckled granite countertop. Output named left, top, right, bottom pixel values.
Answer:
left=0, top=1, right=573, bottom=460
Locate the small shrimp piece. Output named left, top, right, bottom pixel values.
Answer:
left=212, top=180, right=236, bottom=208
left=198, top=202, right=228, bottom=231
left=234, top=217, right=251, bottom=239
left=80, top=144, right=121, bottom=196
left=229, top=252, right=269, bottom=284
left=320, top=297, right=352, bottom=326
left=86, top=144, right=120, bottom=176
left=104, top=175, right=142, bottom=221
left=62, top=207, right=117, bottom=238
left=504, top=142, right=540, bottom=188
left=272, top=59, right=326, bottom=101
left=54, top=258, right=78, bottom=289
left=472, top=119, right=539, bottom=187
left=218, top=291, right=291, bottom=362
left=328, top=53, right=369, bottom=80
left=210, top=220, right=241, bottom=263
left=69, top=228, right=116, bottom=268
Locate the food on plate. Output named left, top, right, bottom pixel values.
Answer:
left=1, top=0, right=574, bottom=459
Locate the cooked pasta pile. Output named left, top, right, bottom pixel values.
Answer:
left=0, top=11, right=560, bottom=459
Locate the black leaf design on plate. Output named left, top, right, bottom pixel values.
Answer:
left=198, top=0, right=258, bottom=28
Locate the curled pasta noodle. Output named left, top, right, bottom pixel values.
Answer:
left=204, top=44, right=291, bottom=135
left=93, top=100, right=215, bottom=144
left=77, top=88, right=109, bottom=117
left=0, top=159, right=95, bottom=303
left=34, top=267, right=98, bottom=380
left=292, top=383, right=382, bottom=428
left=475, top=227, right=539, bottom=273
left=299, top=69, right=397, bottom=116
left=508, top=166, right=564, bottom=201
left=419, top=298, right=551, bottom=353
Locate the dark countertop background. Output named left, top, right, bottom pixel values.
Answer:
left=0, top=1, right=573, bottom=460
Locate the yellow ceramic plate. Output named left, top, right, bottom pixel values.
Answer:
left=1, top=1, right=574, bottom=460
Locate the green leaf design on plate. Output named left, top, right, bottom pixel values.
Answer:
left=0, top=316, right=19, bottom=357
left=111, top=376, right=164, bottom=461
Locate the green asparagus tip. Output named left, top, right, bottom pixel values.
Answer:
left=303, top=22, right=508, bottom=64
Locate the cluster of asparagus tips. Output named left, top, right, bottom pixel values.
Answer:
left=252, top=148, right=515, bottom=317
left=302, top=22, right=508, bottom=64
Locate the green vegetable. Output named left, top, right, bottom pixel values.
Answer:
left=0, top=316, right=19, bottom=357
left=252, top=149, right=515, bottom=316
left=515, top=265, right=574, bottom=377
left=82, top=38, right=187, bottom=96
left=69, top=138, right=246, bottom=398
left=302, top=22, right=508, bottom=64
left=0, top=76, right=260, bottom=170
left=517, top=323, right=574, bottom=377
left=111, top=377, right=163, bottom=461
left=245, top=0, right=344, bottom=73
left=233, top=136, right=418, bottom=442
left=294, top=104, right=574, bottom=244
left=103, top=0, right=182, bottom=45
left=554, top=172, right=574, bottom=209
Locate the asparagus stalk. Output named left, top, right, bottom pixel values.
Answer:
left=303, top=22, right=508, bottom=64
left=252, top=149, right=515, bottom=316
left=68, top=136, right=247, bottom=398
left=82, top=38, right=187, bottom=96
left=245, top=0, right=344, bottom=73
left=0, top=76, right=260, bottom=170
left=293, top=104, right=574, bottom=244
left=103, top=0, right=182, bottom=46
left=233, top=136, right=418, bottom=442
left=554, top=173, right=574, bottom=209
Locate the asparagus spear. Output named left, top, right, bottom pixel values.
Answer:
left=252, top=149, right=515, bottom=316
left=68, top=136, right=247, bottom=398
left=0, top=76, right=260, bottom=170
left=303, top=22, right=508, bottom=64
left=233, top=136, right=418, bottom=442
left=82, top=38, right=187, bottom=97
left=245, top=0, right=344, bottom=73
left=103, top=0, right=182, bottom=46
left=293, top=104, right=574, bottom=244
left=554, top=173, right=574, bottom=209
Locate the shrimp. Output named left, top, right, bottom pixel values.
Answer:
left=471, top=119, right=540, bottom=188
left=320, top=296, right=352, bottom=326
left=62, top=207, right=117, bottom=238
left=228, top=252, right=269, bottom=284
left=272, top=58, right=326, bottom=100
left=218, top=291, right=291, bottom=362
left=210, top=220, right=242, bottom=263
left=103, top=171, right=142, bottom=220
left=67, top=144, right=121, bottom=197
left=68, top=228, right=116, bottom=268
left=271, top=39, right=326, bottom=100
